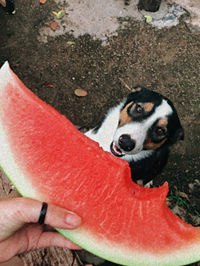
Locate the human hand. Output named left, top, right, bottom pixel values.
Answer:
left=0, top=198, right=82, bottom=263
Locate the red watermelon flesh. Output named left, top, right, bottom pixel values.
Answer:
left=0, top=61, right=200, bottom=266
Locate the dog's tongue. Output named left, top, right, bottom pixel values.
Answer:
left=110, top=141, right=124, bottom=157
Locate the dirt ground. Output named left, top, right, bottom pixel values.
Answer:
left=0, top=0, right=200, bottom=265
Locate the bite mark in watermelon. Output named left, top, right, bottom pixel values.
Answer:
left=0, top=61, right=200, bottom=266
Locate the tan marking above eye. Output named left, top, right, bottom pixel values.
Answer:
left=143, top=102, right=154, bottom=112
left=119, top=102, right=133, bottom=127
left=157, top=118, right=168, bottom=127
left=144, top=138, right=167, bottom=150
left=131, top=102, right=154, bottom=113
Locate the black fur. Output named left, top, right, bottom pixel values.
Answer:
left=129, top=146, right=169, bottom=184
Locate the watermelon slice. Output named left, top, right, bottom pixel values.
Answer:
left=0, top=61, right=200, bottom=266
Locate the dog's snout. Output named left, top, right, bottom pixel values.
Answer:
left=118, top=134, right=135, bottom=152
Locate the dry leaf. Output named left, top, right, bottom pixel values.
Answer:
left=174, top=185, right=178, bottom=196
left=74, top=88, right=88, bottom=97
left=47, top=21, right=58, bottom=31
left=179, top=192, right=190, bottom=202
left=46, top=84, right=55, bottom=88
left=42, top=82, right=55, bottom=88
left=0, top=0, right=6, bottom=7
left=40, top=0, right=47, bottom=4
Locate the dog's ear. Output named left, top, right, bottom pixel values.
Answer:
left=169, top=126, right=184, bottom=145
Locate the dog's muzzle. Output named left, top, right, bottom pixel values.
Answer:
left=118, top=134, right=136, bottom=151
left=110, top=134, right=136, bottom=157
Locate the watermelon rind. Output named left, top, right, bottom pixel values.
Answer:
left=57, top=227, right=200, bottom=266
left=0, top=62, right=38, bottom=199
left=0, top=61, right=200, bottom=266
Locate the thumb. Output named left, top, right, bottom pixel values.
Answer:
left=0, top=198, right=81, bottom=240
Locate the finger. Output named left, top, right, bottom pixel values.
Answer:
left=44, top=202, right=82, bottom=229
left=7, top=197, right=81, bottom=227
left=0, top=225, right=81, bottom=262
left=0, top=198, right=81, bottom=240
left=36, top=231, right=82, bottom=250
left=16, top=198, right=82, bottom=228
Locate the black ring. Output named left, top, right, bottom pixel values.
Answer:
left=38, top=202, right=48, bottom=224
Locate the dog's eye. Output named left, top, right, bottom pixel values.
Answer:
left=135, top=104, right=143, bottom=113
left=155, top=127, right=166, bottom=136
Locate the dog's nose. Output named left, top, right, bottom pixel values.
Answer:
left=118, top=134, right=135, bottom=152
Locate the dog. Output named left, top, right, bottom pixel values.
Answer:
left=85, top=86, right=184, bottom=186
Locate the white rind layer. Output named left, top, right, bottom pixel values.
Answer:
left=58, top=228, right=200, bottom=266
left=0, top=61, right=200, bottom=266
left=0, top=62, right=38, bottom=199
left=0, top=62, right=35, bottom=198
left=0, top=123, right=38, bottom=199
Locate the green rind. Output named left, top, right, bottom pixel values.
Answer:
left=0, top=61, right=200, bottom=266
left=57, top=228, right=200, bottom=266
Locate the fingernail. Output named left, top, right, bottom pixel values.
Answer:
left=65, top=213, right=81, bottom=228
